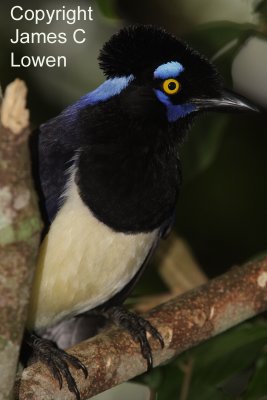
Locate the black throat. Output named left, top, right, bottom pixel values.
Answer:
left=76, top=94, right=185, bottom=233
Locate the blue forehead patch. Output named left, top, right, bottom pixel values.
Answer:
left=154, top=61, right=184, bottom=80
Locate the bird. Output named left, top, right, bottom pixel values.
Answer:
left=24, top=25, right=258, bottom=399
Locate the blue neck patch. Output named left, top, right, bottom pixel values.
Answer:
left=154, top=89, right=196, bottom=122
left=79, top=75, right=134, bottom=106
left=154, top=61, right=184, bottom=80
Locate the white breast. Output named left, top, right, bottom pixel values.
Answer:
left=27, top=180, right=158, bottom=330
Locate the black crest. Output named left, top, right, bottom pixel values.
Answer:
left=99, top=25, right=220, bottom=87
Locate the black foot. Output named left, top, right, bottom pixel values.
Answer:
left=24, top=331, right=88, bottom=400
left=105, top=306, right=164, bottom=371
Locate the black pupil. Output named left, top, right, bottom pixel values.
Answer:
left=168, top=81, right=177, bottom=91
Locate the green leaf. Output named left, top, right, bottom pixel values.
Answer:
left=95, top=0, right=118, bottom=19
left=243, top=352, right=267, bottom=399
left=180, top=22, right=259, bottom=180
left=178, top=322, right=267, bottom=400
left=181, top=114, right=229, bottom=181
left=139, top=364, right=183, bottom=400
left=219, top=364, right=255, bottom=398
left=137, top=321, right=267, bottom=400
left=255, top=0, right=267, bottom=22
left=184, top=22, right=257, bottom=59
left=184, top=22, right=257, bottom=85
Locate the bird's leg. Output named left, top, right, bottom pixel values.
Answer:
left=103, top=306, right=164, bottom=370
left=23, top=330, right=88, bottom=400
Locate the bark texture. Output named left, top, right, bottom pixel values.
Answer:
left=15, top=256, right=267, bottom=400
left=0, top=80, right=41, bottom=400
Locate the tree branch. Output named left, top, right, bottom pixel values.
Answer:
left=15, top=256, right=267, bottom=400
left=0, top=80, right=41, bottom=400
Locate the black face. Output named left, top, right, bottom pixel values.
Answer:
left=99, top=25, right=258, bottom=118
left=75, top=25, right=258, bottom=234
left=99, top=25, right=219, bottom=111
left=129, top=58, right=222, bottom=123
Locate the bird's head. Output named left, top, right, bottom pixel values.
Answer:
left=98, top=25, right=257, bottom=129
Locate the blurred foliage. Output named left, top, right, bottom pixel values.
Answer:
left=178, top=112, right=267, bottom=275
left=181, top=114, right=229, bottom=182
left=96, top=0, right=118, bottom=19
left=1, top=0, right=267, bottom=398
left=256, top=0, right=267, bottom=23
left=184, top=22, right=257, bottom=84
left=137, top=320, right=267, bottom=399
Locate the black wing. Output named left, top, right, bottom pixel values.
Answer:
left=30, top=104, right=86, bottom=226
left=31, top=79, right=133, bottom=226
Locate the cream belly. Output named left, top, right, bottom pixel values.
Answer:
left=27, top=181, right=158, bottom=330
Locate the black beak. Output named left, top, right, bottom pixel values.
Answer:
left=191, top=89, right=260, bottom=113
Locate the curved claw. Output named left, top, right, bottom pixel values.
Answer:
left=137, top=316, right=165, bottom=350
left=62, top=351, right=89, bottom=379
left=51, top=363, right=63, bottom=389
left=58, top=360, right=81, bottom=400
left=25, top=332, right=88, bottom=400
left=142, top=345, right=153, bottom=371
left=105, top=306, right=164, bottom=371
left=135, top=327, right=153, bottom=370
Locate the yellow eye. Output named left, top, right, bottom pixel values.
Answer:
left=162, top=78, right=180, bottom=95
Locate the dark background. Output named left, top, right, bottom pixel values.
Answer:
left=1, top=0, right=266, bottom=276
left=1, top=1, right=267, bottom=398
